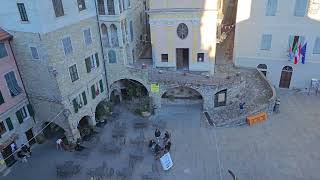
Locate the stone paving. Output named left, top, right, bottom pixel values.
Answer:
left=2, top=89, right=320, bottom=180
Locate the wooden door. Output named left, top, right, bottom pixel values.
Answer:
left=25, top=129, right=36, bottom=146
left=1, top=144, right=16, bottom=167
left=279, top=67, right=293, bottom=88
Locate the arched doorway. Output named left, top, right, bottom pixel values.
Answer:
left=279, top=66, right=293, bottom=88
left=101, top=23, right=109, bottom=47
left=110, top=89, right=121, bottom=104
left=42, top=122, right=65, bottom=139
left=95, top=100, right=114, bottom=124
left=257, top=64, right=267, bottom=76
left=161, top=86, right=203, bottom=108
left=78, top=116, right=92, bottom=140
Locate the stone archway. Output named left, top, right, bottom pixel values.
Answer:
left=110, top=79, right=149, bottom=101
left=95, top=100, right=113, bottom=124
left=42, top=122, right=67, bottom=140
left=77, top=116, right=94, bottom=140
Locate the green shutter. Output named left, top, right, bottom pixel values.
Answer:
left=91, top=85, right=96, bottom=99
left=72, top=99, right=78, bottom=113
left=16, top=110, right=23, bottom=124
left=5, top=118, right=14, bottom=131
left=82, top=91, right=87, bottom=105
left=85, top=57, right=91, bottom=73
left=95, top=53, right=100, bottom=67
left=99, top=80, right=104, bottom=93
left=0, top=91, right=4, bottom=105
left=27, top=104, right=35, bottom=117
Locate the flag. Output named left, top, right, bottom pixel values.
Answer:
left=301, top=43, right=307, bottom=64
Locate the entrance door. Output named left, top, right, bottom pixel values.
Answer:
left=176, top=48, right=189, bottom=70
left=1, top=143, right=16, bottom=167
left=279, top=66, right=293, bottom=88
left=25, top=128, right=36, bottom=146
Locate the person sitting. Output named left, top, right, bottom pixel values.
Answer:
left=164, top=141, right=171, bottom=153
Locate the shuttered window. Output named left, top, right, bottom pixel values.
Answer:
left=108, top=0, right=115, bottom=15
left=77, top=0, right=86, bottom=11
left=294, top=0, right=308, bottom=17
left=108, top=50, right=117, bottom=63
left=266, top=0, right=277, bottom=16
left=17, top=3, right=29, bottom=21
left=27, top=104, right=35, bottom=117
left=5, top=118, right=14, bottom=131
left=83, top=28, right=92, bottom=45
left=99, top=80, right=104, bottom=93
left=5, top=71, right=23, bottom=97
left=72, top=99, right=79, bottom=113
left=129, top=21, right=134, bottom=42
left=0, top=90, right=4, bottom=105
left=16, top=107, right=28, bottom=124
left=85, top=53, right=99, bottom=73
left=82, top=91, right=87, bottom=105
left=91, top=85, right=96, bottom=99
left=260, top=34, right=272, bottom=50
left=52, top=0, right=64, bottom=17
left=0, top=122, right=7, bottom=136
left=69, top=64, right=79, bottom=82
left=30, top=47, right=39, bottom=59
left=62, top=37, right=73, bottom=55
left=0, top=43, right=8, bottom=58
left=98, top=0, right=105, bottom=15
left=313, top=37, right=320, bottom=54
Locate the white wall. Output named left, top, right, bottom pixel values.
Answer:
left=234, top=0, right=320, bottom=90
left=0, top=0, right=97, bottom=34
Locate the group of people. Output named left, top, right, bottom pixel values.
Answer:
left=11, top=143, right=32, bottom=163
left=148, top=128, right=172, bottom=159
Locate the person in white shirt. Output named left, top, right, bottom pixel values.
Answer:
left=56, top=138, right=63, bottom=150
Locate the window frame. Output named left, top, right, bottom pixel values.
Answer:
left=214, top=89, right=227, bottom=107
left=313, top=37, right=320, bottom=54
left=260, top=34, right=272, bottom=50
left=77, top=0, right=86, bottom=11
left=197, top=53, right=205, bottom=62
left=69, top=64, right=79, bottom=82
left=52, top=0, right=65, bottom=17
left=4, top=71, right=22, bottom=97
left=294, top=0, right=308, bottom=17
left=0, top=121, right=7, bottom=136
left=83, top=28, right=92, bottom=45
left=161, top=54, right=168, bottom=62
left=29, top=46, right=40, bottom=60
left=0, top=42, right=8, bottom=59
left=17, top=3, right=29, bottom=22
left=0, top=90, right=4, bottom=105
left=265, top=0, right=278, bottom=16
left=5, top=118, right=14, bottom=131
left=61, top=36, right=73, bottom=55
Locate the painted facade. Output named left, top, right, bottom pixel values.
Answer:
left=148, top=0, right=222, bottom=74
left=0, top=0, right=107, bottom=142
left=0, top=29, right=35, bottom=171
left=234, top=0, right=320, bottom=90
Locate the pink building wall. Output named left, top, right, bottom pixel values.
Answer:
left=0, top=39, right=27, bottom=114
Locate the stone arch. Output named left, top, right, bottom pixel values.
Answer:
left=42, top=121, right=67, bottom=139
left=161, top=86, right=203, bottom=100
left=110, top=24, right=119, bottom=47
left=94, top=100, right=113, bottom=123
left=110, top=79, right=149, bottom=100
left=279, top=65, right=293, bottom=88
left=78, top=115, right=94, bottom=139
left=110, top=78, right=150, bottom=93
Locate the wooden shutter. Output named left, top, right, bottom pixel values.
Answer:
left=27, top=104, right=35, bottom=117
left=261, top=34, right=272, bottom=50
left=313, top=37, right=320, bottom=54
left=294, top=0, right=308, bottom=17
left=95, top=53, right=100, bottom=67
left=17, top=3, right=29, bottom=21
left=72, top=99, right=79, bottom=113
left=82, top=91, right=87, bottom=105
left=85, top=57, right=91, bottom=73
left=91, top=85, right=96, bottom=99
left=16, top=110, right=24, bottom=124
left=0, top=90, right=4, bottom=104
left=0, top=43, right=8, bottom=58
left=266, top=0, right=277, bottom=16
left=99, top=80, right=104, bottom=93
left=5, top=118, right=14, bottom=131
left=130, top=21, right=134, bottom=42
left=52, top=0, right=64, bottom=17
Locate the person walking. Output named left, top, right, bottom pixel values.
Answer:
left=56, top=138, right=64, bottom=150
left=239, top=102, right=245, bottom=114
left=154, top=128, right=161, bottom=143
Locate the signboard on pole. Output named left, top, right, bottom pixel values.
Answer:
left=151, top=83, right=160, bottom=93
left=160, top=152, right=173, bottom=170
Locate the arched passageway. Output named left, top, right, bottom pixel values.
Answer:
left=161, top=86, right=203, bottom=108
left=42, top=122, right=66, bottom=139
left=78, top=116, right=92, bottom=140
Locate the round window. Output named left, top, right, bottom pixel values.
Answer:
left=177, top=23, right=188, bottom=40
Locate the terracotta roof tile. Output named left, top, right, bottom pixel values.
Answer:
left=0, top=28, right=12, bottom=41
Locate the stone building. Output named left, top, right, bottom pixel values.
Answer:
left=0, top=28, right=35, bottom=172
left=234, top=0, right=320, bottom=90
left=0, top=0, right=107, bottom=142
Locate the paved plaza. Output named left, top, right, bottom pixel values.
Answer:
left=2, top=90, right=320, bottom=180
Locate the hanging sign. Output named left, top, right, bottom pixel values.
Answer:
left=160, top=152, right=173, bottom=171
left=151, top=83, right=160, bottom=93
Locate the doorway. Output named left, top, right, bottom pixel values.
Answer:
left=1, top=143, right=16, bottom=167
left=279, top=66, right=293, bottom=88
left=176, top=48, right=189, bottom=70
left=25, top=128, right=36, bottom=146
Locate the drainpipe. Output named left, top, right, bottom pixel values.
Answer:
left=94, top=0, right=110, bottom=99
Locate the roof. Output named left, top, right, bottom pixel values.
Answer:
left=0, top=28, right=13, bottom=41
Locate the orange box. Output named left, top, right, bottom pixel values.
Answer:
left=247, top=112, right=268, bottom=126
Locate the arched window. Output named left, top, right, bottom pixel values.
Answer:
left=282, top=66, right=293, bottom=72
left=279, top=66, right=293, bottom=88
left=107, top=0, right=115, bottom=15
left=257, top=64, right=267, bottom=76
left=101, top=24, right=110, bottom=47
left=108, top=50, right=117, bottom=63
left=214, top=89, right=227, bottom=107
left=110, top=24, right=119, bottom=47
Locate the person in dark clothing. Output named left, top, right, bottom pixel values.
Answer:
left=148, top=139, right=156, bottom=150
left=154, top=143, right=162, bottom=159
left=21, top=144, right=31, bottom=157
left=163, top=131, right=170, bottom=143
left=17, top=150, right=27, bottom=163
left=154, top=128, right=161, bottom=142
left=164, top=141, right=171, bottom=153
left=239, top=102, right=245, bottom=114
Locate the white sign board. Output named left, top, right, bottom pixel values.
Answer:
left=160, top=152, right=173, bottom=171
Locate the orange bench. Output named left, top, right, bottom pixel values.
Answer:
left=247, top=112, right=268, bottom=126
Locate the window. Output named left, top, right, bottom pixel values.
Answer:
left=85, top=53, right=100, bottom=73
left=98, top=0, right=105, bottom=15
left=121, top=20, right=126, bottom=44
left=0, top=43, right=8, bottom=58
left=177, top=23, right=189, bottom=40
left=129, top=21, right=134, bottom=42
left=257, top=64, right=268, bottom=76
left=101, top=24, right=110, bottom=47
left=91, top=81, right=103, bottom=99
left=69, top=64, right=79, bottom=82
left=294, top=0, right=308, bottom=17
left=5, top=71, right=22, bottom=97
left=83, top=28, right=92, bottom=45
left=30, top=47, right=39, bottom=59
left=16, top=106, right=28, bottom=124
left=313, top=37, right=320, bottom=54
left=197, top=53, right=204, bottom=62
left=0, top=91, right=4, bottom=105
left=72, top=93, right=86, bottom=113
left=77, top=0, right=86, bottom=11
left=107, top=0, right=115, bottom=15
left=82, top=91, right=87, bottom=105
left=266, top=0, right=277, bottom=16
left=99, top=80, right=104, bottom=93
left=118, top=0, right=123, bottom=13
left=132, top=49, right=135, bottom=62
left=215, top=89, right=227, bottom=107
left=52, top=0, right=64, bottom=17
left=17, top=3, right=29, bottom=21
left=5, top=118, right=14, bottom=131
left=110, top=24, right=119, bottom=47
left=161, top=54, right=168, bottom=62
left=27, top=104, right=35, bottom=117
left=261, top=34, right=272, bottom=50
left=62, top=37, right=73, bottom=55
left=108, top=50, right=117, bottom=63
left=0, top=121, right=7, bottom=136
